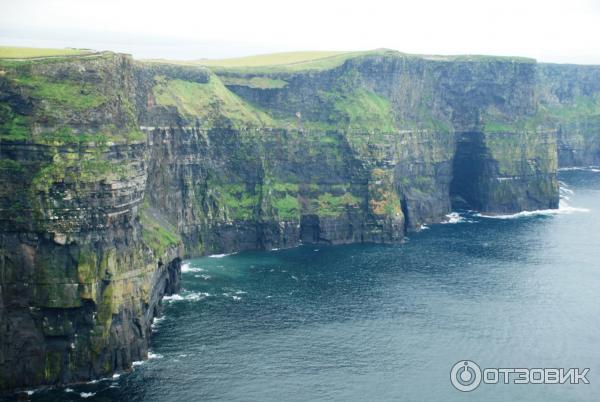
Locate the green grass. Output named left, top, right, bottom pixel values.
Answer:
left=327, top=89, right=397, bottom=132
left=0, top=159, right=24, bottom=172
left=273, top=194, right=300, bottom=219
left=0, top=46, right=93, bottom=59
left=216, top=183, right=259, bottom=220
left=0, top=108, right=29, bottom=141
left=483, top=121, right=518, bottom=133
left=153, top=75, right=276, bottom=127
left=197, top=51, right=351, bottom=67
left=13, top=75, right=106, bottom=110
left=140, top=210, right=181, bottom=255
left=424, top=54, right=535, bottom=63
left=220, top=76, right=288, bottom=89
left=541, top=94, right=600, bottom=123
left=145, top=50, right=401, bottom=73
left=315, top=192, right=361, bottom=217
left=145, top=48, right=534, bottom=74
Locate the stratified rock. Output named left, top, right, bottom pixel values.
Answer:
left=2, top=48, right=596, bottom=390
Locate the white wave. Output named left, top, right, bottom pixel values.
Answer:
left=419, top=224, right=430, bottom=230
left=148, top=351, right=163, bottom=359
left=442, top=212, right=466, bottom=224
left=234, top=290, right=247, bottom=294
left=81, top=392, right=96, bottom=398
left=559, top=166, right=600, bottom=172
left=163, top=291, right=211, bottom=303
left=162, top=294, right=183, bottom=302
left=559, top=184, right=574, bottom=195
left=442, top=212, right=476, bottom=224
left=209, top=252, right=236, bottom=258
left=222, top=292, right=242, bottom=300
left=194, top=274, right=211, bottom=280
left=65, top=388, right=75, bottom=393
left=112, top=373, right=120, bottom=380
left=474, top=200, right=589, bottom=219
left=180, top=262, right=190, bottom=272
left=25, top=390, right=35, bottom=396
left=181, top=266, right=205, bottom=273
left=185, top=292, right=211, bottom=301
left=132, top=360, right=144, bottom=366
left=270, top=248, right=279, bottom=251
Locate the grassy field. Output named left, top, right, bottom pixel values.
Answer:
left=197, top=51, right=351, bottom=67
left=145, top=49, right=533, bottom=74
left=146, top=50, right=396, bottom=73
left=0, top=46, right=93, bottom=59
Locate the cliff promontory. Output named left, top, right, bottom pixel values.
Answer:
left=0, top=48, right=598, bottom=390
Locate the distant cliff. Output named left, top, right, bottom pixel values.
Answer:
left=0, top=49, right=597, bottom=390
left=536, top=63, right=600, bottom=167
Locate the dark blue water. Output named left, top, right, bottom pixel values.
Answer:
left=29, top=170, right=600, bottom=401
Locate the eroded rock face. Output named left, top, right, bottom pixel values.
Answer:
left=537, top=63, right=600, bottom=167
left=0, top=53, right=182, bottom=390
left=1, top=49, right=591, bottom=390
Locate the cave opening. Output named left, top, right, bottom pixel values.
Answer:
left=450, top=131, right=487, bottom=211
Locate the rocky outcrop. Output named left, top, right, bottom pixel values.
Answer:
left=537, top=63, right=600, bottom=167
left=2, top=49, right=592, bottom=390
left=0, top=53, right=182, bottom=391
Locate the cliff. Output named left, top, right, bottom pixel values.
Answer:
left=0, top=53, right=182, bottom=390
left=536, top=63, right=600, bottom=167
left=0, top=48, right=591, bottom=390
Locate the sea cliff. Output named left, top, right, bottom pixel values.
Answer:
left=1, top=48, right=597, bottom=390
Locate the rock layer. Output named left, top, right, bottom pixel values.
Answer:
left=1, top=49, right=594, bottom=390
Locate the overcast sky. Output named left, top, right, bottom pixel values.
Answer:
left=1, top=0, right=599, bottom=63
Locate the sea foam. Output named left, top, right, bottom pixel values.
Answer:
left=474, top=200, right=589, bottom=219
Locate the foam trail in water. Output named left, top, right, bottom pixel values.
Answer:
left=441, top=212, right=476, bottom=224
left=559, top=166, right=600, bottom=173
left=209, top=252, right=236, bottom=258
left=475, top=200, right=589, bottom=219
left=148, top=351, right=163, bottom=359
left=182, top=266, right=205, bottom=273
left=163, top=291, right=211, bottom=303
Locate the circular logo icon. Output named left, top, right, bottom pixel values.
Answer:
left=450, top=360, right=482, bottom=392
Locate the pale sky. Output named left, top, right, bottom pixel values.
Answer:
left=1, top=0, right=599, bottom=64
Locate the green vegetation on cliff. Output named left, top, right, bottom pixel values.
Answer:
left=153, top=75, right=276, bottom=127
left=0, top=104, right=29, bottom=141
left=140, top=209, right=181, bottom=255
left=12, top=74, right=106, bottom=110
left=324, top=89, right=397, bottom=132
left=220, top=76, right=288, bottom=89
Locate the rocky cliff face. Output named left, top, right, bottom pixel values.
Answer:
left=0, top=49, right=581, bottom=390
left=537, top=63, right=600, bottom=167
left=0, top=53, right=182, bottom=390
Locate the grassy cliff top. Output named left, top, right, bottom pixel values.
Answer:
left=0, top=46, right=95, bottom=59
left=194, top=51, right=353, bottom=67
left=145, top=49, right=535, bottom=74
left=145, top=49, right=400, bottom=73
